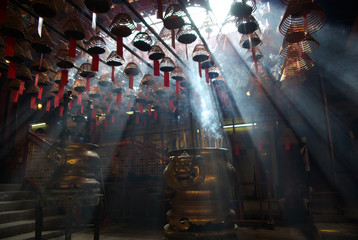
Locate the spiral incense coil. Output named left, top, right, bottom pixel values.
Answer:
left=279, top=0, right=328, bottom=36
left=208, top=66, right=220, bottom=79
left=148, top=45, right=165, bottom=60
left=124, top=88, right=136, bottom=99
left=179, top=79, right=190, bottom=88
left=31, top=27, right=54, bottom=54
left=87, top=35, right=106, bottom=55
left=132, top=32, right=153, bottom=52
left=140, top=74, right=156, bottom=86
left=109, top=13, right=136, bottom=37
left=236, top=15, right=259, bottom=35
left=56, top=46, right=74, bottom=69
left=53, top=70, right=62, bottom=84
left=31, top=59, right=49, bottom=72
left=16, top=66, right=33, bottom=83
left=89, top=85, right=102, bottom=98
left=31, top=0, right=57, bottom=18
left=136, top=90, right=147, bottom=103
left=84, top=0, right=112, bottom=13
left=49, top=83, right=59, bottom=94
left=163, top=4, right=185, bottom=30
left=19, top=41, right=34, bottom=62
left=27, top=85, right=40, bottom=95
left=8, top=79, right=22, bottom=90
left=73, top=78, right=87, bottom=93
left=63, top=17, right=85, bottom=40
left=245, top=47, right=263, bottom=62
left=153, top=81, right=166, bottom=95
left=104, top=91, right=114, bottom=102
left=98, top=73, right=113, bottom=87
left=192, top=44, right=209, bottom=62
left=112, top=79, right=125, bottom=93
left=239, top=32, right=262, bottom=49
left=176, top=24, right=197, bottom=44
left=212, top=74, right=226, bottom=86
left=106, top=51, right=125, bottom=66
left=279, top=31, right=319, bottom=57
left=230, top=0, right=256, bottom=18
left=3, top=7, right=26, bottom=39
left=171, top=66, right=186, bottom=81
left=123, top=62, right=141, bottom=77
left=38, top=73, right=51, bottom=86
left=44, top=91, right=56, bottom=99
left=281, top=45, right=315, bottom=75
left=4, top=45, right=25, bottom=63
left=160, top=57, right=175, bottom=72
left=79, top=63, right=96, bottom=78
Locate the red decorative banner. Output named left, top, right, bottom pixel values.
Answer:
left=129, top=75, right=134, bottom=89
left=285, top=138, right=291, bottom=150
left=12, top=90, right=19, bottom=103
left=117, top=36, right=123, bottom=57
left=59, top=106, right=64, bottom=117
left=168, top=99, right=174, bottom=110
left=7, top=62, right=17, bottom=79
left=111, top=66, right=115, bottom=82
left=198, top=62, right=202, bottom=78
left=34, top=72, right=39, bottom=87
left=68, top=100, right=72, bottom=109
left=0, top=0, right=8, bottom=23
left=38, top=86, right=43, bottom=100
left=54, top=95, right=59, bottom=107
left=258, top=141, right=263, bottom=151
left=176, top=80, right=179, bottom=94
left=61, top=69, right=68, bottom=87
left=46, top=99, right=51, bottom=111
left=154, top=60, right=160, bottom=76
left=205, top=68, right=209, bottom=83
left=164, top=72, right=169, bottom=87
left=5, top=36, right=16, bottom=58
left=157, top=0, right=163, bottom=19
left=19, top=81, right=25, bottom=95
left=81, top=104, right=84, bottom=113
left=86, top=76, right=91, bottom=91
left=91, top=54, right=99, bottom=71
left=92, top=109, right=97, bottom=119
left=171, top=29, right=175, bottom=49
left=30, top=96, right=36, bottom=109
left=77, top=92, right=82, bottom=105
left=139, top=102, right=143, bottom=114
left=69, top=37, right=76, bottom=58
left=58, top=85, right=64, bottom=99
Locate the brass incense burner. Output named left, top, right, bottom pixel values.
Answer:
left=163, top=148, right=237, bottom=240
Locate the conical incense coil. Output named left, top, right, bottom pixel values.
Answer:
left=89, top=85, right=102, bottom=98
left=123, top=62, right=141, bottom=77
left=27, top=85, right=40, bottom=95
left=98, top=73, right=113, bottom=87
left=236, top=15, right=259, bottom=35
left=31, top=59, right=49, bottom=72
left=104, top=91, right=114, bottom=102
left=140, top=73, right=156, bottom=86
left=73, top=78, right=87, bottom=93
left=132, top=32, right=153, bottom=52
left=192, top=44, right=209, bottom=62
left=84, top=0, right=112, bottom=13
left=279, top=0, right=327, bottom=36
left=38, top=73, right=51, bottom=86
left=136, top=90, right=147, bottom=103
left=148, top=45, right=165, bottom=60
left=208, top=66, right=220, bottom=79
left=106, top=51, right=125, bottom=66
left=230, top=0, right=256, bottom=18
left=124, top=88, right=136, bottom=100
left=31, top=0, right=57, bottom=18
left=201, top=57, right=215, bottom=69
left=56, top=46, right=74, bottom=69
left=3, top=7, right=26, bottom=39
left=79, top=63, right=96, bottom=78
left=112, top=79, right=125, bottom=93
left=109, top=12, right=136, bottom=37
left=245, top=47, right=263, bottom=62
left=163, top=4, right=185, bottom=29
left=49, top=83, right=59, bottom=94
left=176, top=24, right=197, bottom=44
left=239, top=32, right=262, bottom=49
left=4, top=44, right=25, bottom=63
left=63, top=17, right=85, bottom=40
left=153, top=81, right=166, bottom=95
left=160, top=57, right=175, bottom=72
left=16, top=66, right=33, bottom=82
left=8, top=79, right=22, bottom=90
left=281, top=45, right=315, bottom=75
left=171, top=66, right=185, bottom=81
left=31, top=27, right=54, bottom=54
left=179, top=79, right=190, bottom=88
left=212, top=74, right=226, bottom=86
left=87, top=35, right=106, bottom=55
left=279, top=31, right=319, bottom=57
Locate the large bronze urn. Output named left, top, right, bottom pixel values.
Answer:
left=163, top=148, right=237, bottom=240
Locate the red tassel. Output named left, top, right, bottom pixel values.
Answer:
left=61, top=69, right=68, bottom=87
left=116, top=93, right=121, bottom=105
left=129, top=75, right=134, bottom=89
left=169, top=99, right=174, bottom=110
left=58, top=85, right=64, bottom=99
left=92, top=109, right=97, bottom=119
left=91, top=54, right=99, bottom=71
left=19, top=81, right=25, bottom=95
left=38, top=86, right=43, bottom=99
left=154, top=60, right=160, bottom=76
left=205, top=68, right=209, bottom=83
left=198, top=62, right=202, bottom=78
left=0, top=0, right=8, bottom=23
left=285, top=138, right=291, bottom=150
left=60, top=106, right=64, bottom=116
left=46, top=99, right=51, bottom=111
left=68, top=100, right=72, bottom=109
left=69, top=37, right=76, bottom=58
left=111, top=66, right=115, bottom=82
left=86, top=77, right=91, bottom=91
left=154, top=110, right=157, bottom=120
left=258, top=141, right=263, bottom=151
left=35, top=73, right=39, bottom=87
left=5, top=36, right=16, bottom=58
left=117, top=36, right=123, bottom=57
left=12, top=90, right=19, bottom=103
left=164, top=72, right=169, bottom=87
left=78, top=92, right=82, bottom=105
left=54, top=95, right=59, bottom=107
left=148, top=105, right=152, bottom=116
left=176, top=80, right=179, bottom=94
left=136, top=114, right=139, bottom=124
left=139, top=102, right=143, bottom=114
left=7, top=62, right=17, bottom=79
left=234, top=144, right=240, bottom=156
left=81, top=104, right=84, bottom=114
left=171, top=29, right=175, bottom=49
left=157, top=0, right=163, bottom=19
left=30, top=96, right=36, bottom=109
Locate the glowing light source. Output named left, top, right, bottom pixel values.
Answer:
left=5, top=60, right=10, bottom=64
left=31, top=123, right=46, bottom=127
left=209, top=0, right=232, bottom=25
left=37, top=103, right=42, bottom=110
left=246, top=91, right=251, bottom=96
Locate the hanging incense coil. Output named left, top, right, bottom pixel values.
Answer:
left=104, top=91, right=114, bottom=102
left=79, top=63, right=96, bottom=78
left=8, top=79, right=22, bottom=90
left=279, top=32, right=319, bottom=57
left=49, top=83, right=59, bottom=94
left=123, top=62, right=141, bottom=77
left=4, top=44, right=25, bottom=63
left=160, top=57, right=175, bottom=72
left=53, top=70, right=62, bottom=84
left=73, top=78, right=87, bottom=93
left=148, top=45, right=165, bottom=60
left=153, top=81, right=166, bottom=95
left=136, top=90, right=147, bottom=103
left=212, top=74, right=225, bottom=86
left=84, top=0, right=112, bottom=13
left=192, top=44, right=209, bottom=62
left=281, top=45, right=315, bottom=75
left=236, top=15, right=259, bottom=34
left=16, top=66, right=33, bottom=83
left=44, top=91, right=56, bottom=99
left=31, top=27, right=54, bottom=53
left=230, top=0, right=256, bottom=18
left=208, top=66, right=220, bottom=79
left=245, top=47, right=263, bottom=62
left=140, top=73, right=156, bottom=86
left=63, top=17, right=85, bottom=40
left=112, top=79, right=125, bottom=93
left=179, top=79, right=190, bottom=88
left=18, top=41, right=34, bottom=61
left=171, top=66, right=185, bottom=81
left=3, top=6, right=26, bottom=39
left=106, top=51, right=125, bottom=66
left=201, top=57, right=215, bottom=69
left=87, top=35, right=106, bottom=55
left=279, top=0, right=327, bottom=36
left=109, top=13, right=136, bottom=37
left=163, top=4, right=185, bottom=29
left=98, top=73, right=113, bottom=87
left=31, top=59, right=49, bottom=72
left=27, top=85, right=40, bottom=95
left=132, top=32, right=153, bottom=52
left=89, top=85, right=102, bottom=98
left=31, top=0, right=57, bottom=18
left=56, top=45, right=74, bottom=68
left=239, top=32, right=262, bottom=49
left=38, top=73, right=51, bottom=86
left=176, top=24, right=197, bottom=44
left=124, top=88, right=136, bottom=100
